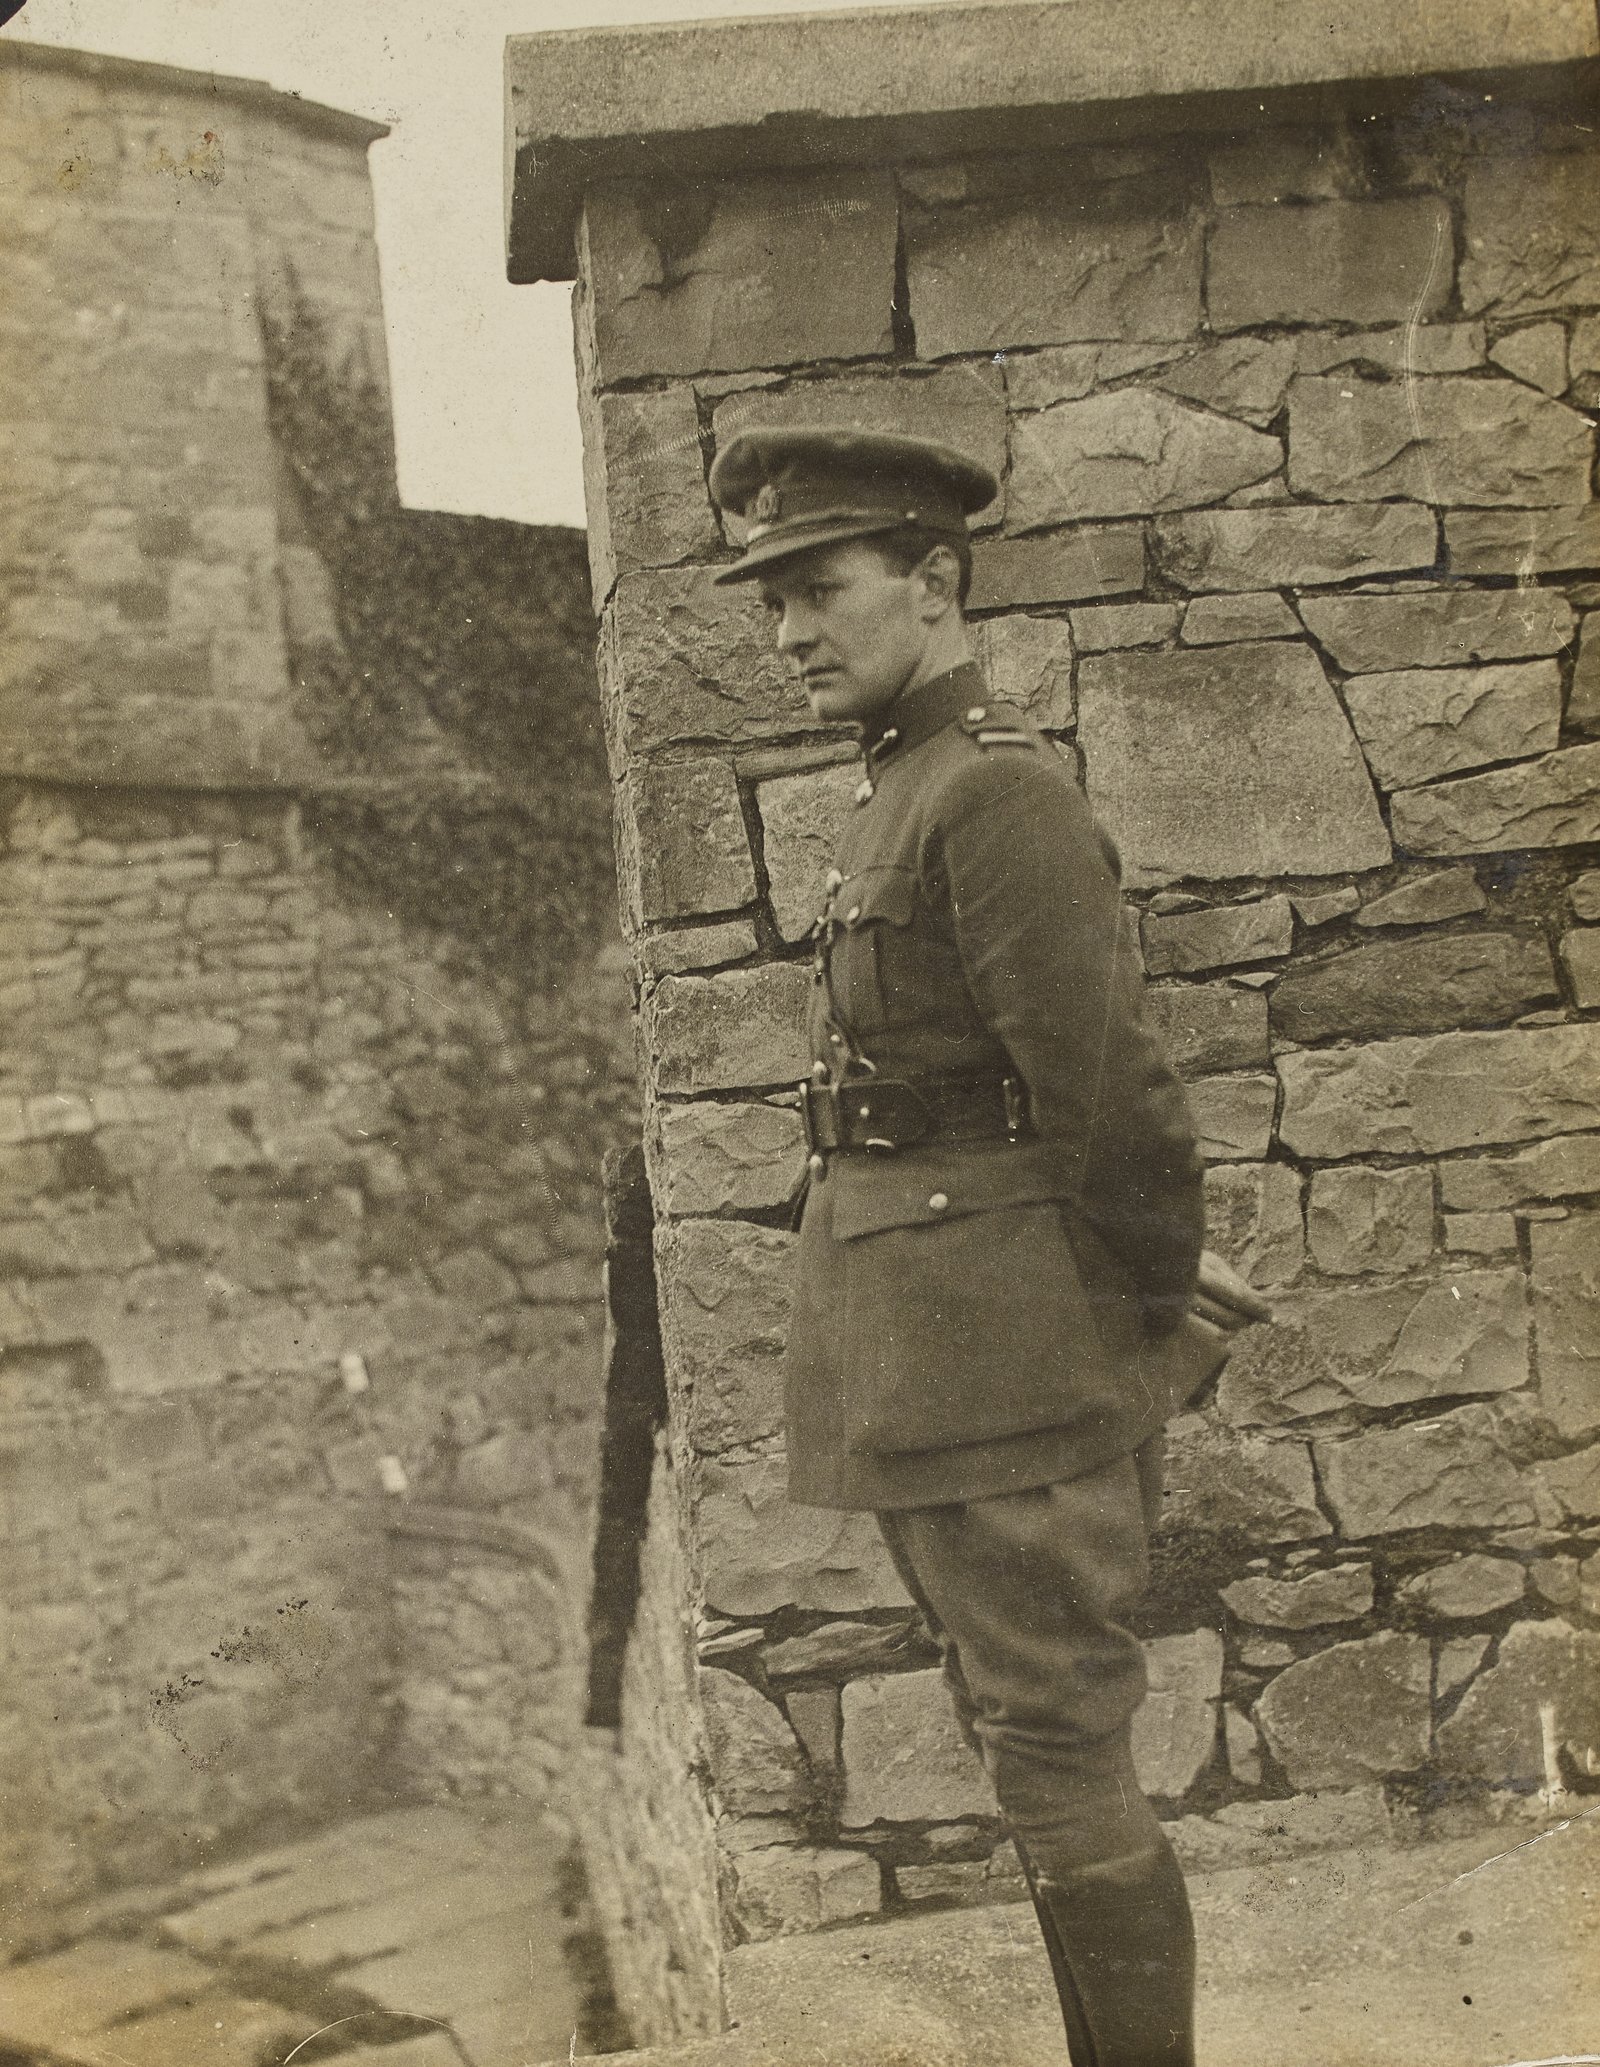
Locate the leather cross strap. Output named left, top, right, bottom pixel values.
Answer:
left=800, top=1072, right=1031, bottom=1154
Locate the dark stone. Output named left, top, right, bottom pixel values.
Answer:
left=1270, top=931, right=1559, bottom=1045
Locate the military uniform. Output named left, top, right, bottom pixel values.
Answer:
left=710, top=428, right=1206, bottom=2067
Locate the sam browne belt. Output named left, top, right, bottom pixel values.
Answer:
left=800, top=1071, right=1031, bottom=1155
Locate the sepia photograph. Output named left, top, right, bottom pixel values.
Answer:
left=1, top=2, right=1598, bottom=2062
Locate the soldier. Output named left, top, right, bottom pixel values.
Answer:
left=708, top=426, right=1269, bottom=2067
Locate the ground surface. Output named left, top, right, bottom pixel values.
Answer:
left=1, top=1805, right=1593, bottom=2067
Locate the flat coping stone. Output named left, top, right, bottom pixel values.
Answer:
left=505, top=0, right=1598, bottom=280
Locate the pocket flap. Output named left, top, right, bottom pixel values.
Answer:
left=838, top=866, right=917, bottom=929
left=829, top=1137, right=1073, bottom=1239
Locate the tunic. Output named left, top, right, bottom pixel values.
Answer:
left=783, top=661, right=1205, bottom=1510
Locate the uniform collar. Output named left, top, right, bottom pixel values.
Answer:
left=861, top=661, right=988, bottom=769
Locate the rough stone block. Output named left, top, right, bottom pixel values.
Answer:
left=1217, top=1269, right=1528, bottom=1426
left=1444, top=1211, right=1518, bottom=1255
left=1291, top=886, right=1361, bottom=927
left=1352, top=867, right=1486, bottom=929
left=1445, top=504, right=1600, bottom=578
left=730, top=1844, right=880, bottom=1939
left=757, top=763, right=859, bottom=943
left=1436, top=1618, right=1600, bottom=1785
left=1209, top=197, right=1452, bottom=332
left=1571, top=619, right=1600, bottom=736
left=1068, top=603, right=1180, bottom=653
left=1277, top=1023, right=1600, bottom=1160
left=698, top=1454, right=912, bottom=1616
left=1003, top=340, right=1177, bottom=410
left=1531, top=1211, right=1600, bottom=1439
left=712, top=366, right=1005, bottom=530
left=602, top=569, right=813, bottom=759
left=1391, top=743, right=1600, bottom=856
left=1297, top=323, right=1486, bottom=377
left=1181, top=592, right=1299, bottom=645
left=1438, top=1132, right=1600, bottom=1213
left=1396, top=1554, right=1525, bottom=1620
left=700, top=1668, right=812, bottom=1815
left=1299, top=588, right=1574, bottom=674
left=972, top=614, right=1075, bottom=727
left=840, top=1669, right=995, bottom=1826
left=1271, top=931, right=1555, bottom=1047
left=653, top=1100, right=804, bottom=1217
left=1343, top=661, right=1562, bottom=790
left=1155, top=503, right=1436, bottom=593
left=645, top=963, right=812, bottom=1094
left=580, top=172, right=897, bottom=383
left=1253, top=1631, right=1431, bottom=1789
left=1132, top=1629, right=1223, bottom=1798
left=1146, top=984, right=1269, bottom=1076
left=639, top=919, right=761, bottom=978
left=1314, top=1402, right=1537, bottom=1536
left=1536, top=1441, right=1600, bottom=1522
left=1461, top=150, right=1600, bottom=318
left=763, top=1620, right=930, bottom=1685
left=1009, top=391, right=1279, bottom=526
left=1187, top=1074, right=1276, bottom=1162
left=1560, top=928, right=1600, bottom=1008
left=1202, top=1162, right=1304, bottom=1288
left=1143, top=897, right=1292, bottom=976
left=1572, top=872, right=1600, bottom=923
left=584, top=386, right=718, bottom=599
left=656, top=1218, right=794, bottom=1452
left=1078, top=642, right=1389, bottom=885
left=1490, top=322, right=1569, bottom=398
left=622, top=757, right=755, bottom=924
left=1287, top=376, right=1593, bottom=507
left=905, top=193, right=1203, bottom=358
left=1223, top=1706, right=1262, bottom=1785
left=1307, top=1164, right=1435, bottom=1277
left=1152, top=336, right=1297, bottom=426
left=1222, top=1563, right=1373, bottom=1629
left=969, top=527, right=1145, bottom=610
left=1157, top=1413, right=1329, bottom=1543
left=1438, top=1634, right=1493, bottom=1698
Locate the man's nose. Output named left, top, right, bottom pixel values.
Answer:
left=775, top=608, right=813, bottom=656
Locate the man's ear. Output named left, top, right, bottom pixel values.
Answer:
left=915, top=544, right=962, bottom=619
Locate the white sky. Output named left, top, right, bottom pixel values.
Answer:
left=8, top=0, right=908, bottom=527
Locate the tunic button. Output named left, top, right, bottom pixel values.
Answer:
left=829, top=1032, right=845, bottom=1046
left=811, top=1061, right=829, bottom=1081
left=808, top=1153, right=826, bottom=1176
left=965, top=705, right=987, bottom=723
left=881, top=726, right=900, bottom=745
left=825, top=868, right=844, bottom=892
left=845, top=904, right=861, bottom=923
left=855, top=777, right=875, bottom=805
left=928, top=1192, right=950, bottom=1212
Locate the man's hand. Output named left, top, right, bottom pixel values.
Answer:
left=1190, top=1249, right=1275, bottom=1333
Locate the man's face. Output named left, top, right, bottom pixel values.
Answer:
left=758, top=539, right=929, bottom=724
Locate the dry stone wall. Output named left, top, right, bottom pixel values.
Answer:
left=572, top=95, right=1600, bottom=2016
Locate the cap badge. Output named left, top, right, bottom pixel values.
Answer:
left=751, top=483, right=783, bottom=526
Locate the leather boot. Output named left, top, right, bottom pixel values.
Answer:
left=1018, top=1836, right=1197, bottom=2067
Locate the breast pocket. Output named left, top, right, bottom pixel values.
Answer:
left=832, top=866, right=918, bottom=1031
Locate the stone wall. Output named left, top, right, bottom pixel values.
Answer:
left=550, top=65, right=1600, bottom=2043
left=0, top=42, right=631, bottom=1912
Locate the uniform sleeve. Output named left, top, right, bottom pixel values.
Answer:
left=932, top=752, right=1205, bottom=1333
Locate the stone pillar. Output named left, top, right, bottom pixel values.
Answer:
left=508, top=1, right=1600, bottom=2041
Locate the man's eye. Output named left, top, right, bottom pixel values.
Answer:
left=806, top=586, right=830, bottom=607
left=761, top=596, right=783, bottom=619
